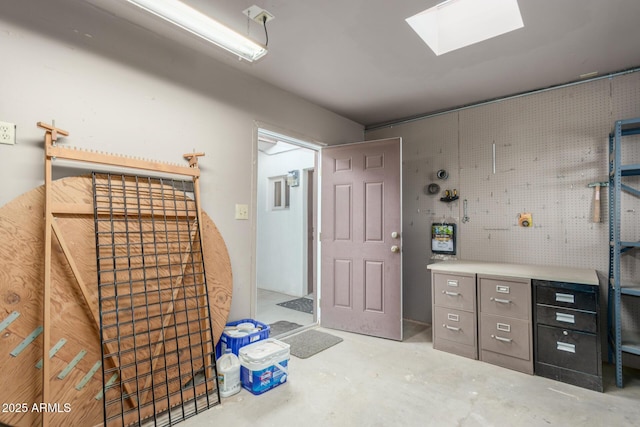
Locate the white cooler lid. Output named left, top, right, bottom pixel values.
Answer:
left=239, top=338, right=290, bottom=362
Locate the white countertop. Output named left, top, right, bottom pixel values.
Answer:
left=427, top=260, right=599, bottom=285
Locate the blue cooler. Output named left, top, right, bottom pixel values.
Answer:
left=239, top=338, right=290, bottom=395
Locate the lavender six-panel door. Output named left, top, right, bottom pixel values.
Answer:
left=321, top=138, right=402, bottom=340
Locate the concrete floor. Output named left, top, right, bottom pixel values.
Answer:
left=184, top=321, right=640, bottom=427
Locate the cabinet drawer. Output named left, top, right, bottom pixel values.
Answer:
left=479, top=277, right=530, bottom=320
left=433, top=273, right=476, bottom=312
left=536, top=324, right=598, bottom=375
left=480, top=314, right=530, bottom=360
left=434, top=306, right=476, bottom=347
left=536, top=304, right=597, bottom=333
left=535, top=282, right=596, bottom=312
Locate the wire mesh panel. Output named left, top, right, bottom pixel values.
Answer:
left=92, top=172, right=219, bottom=427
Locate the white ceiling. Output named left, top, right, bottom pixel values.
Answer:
left=28, top=1, right=640, bottom=127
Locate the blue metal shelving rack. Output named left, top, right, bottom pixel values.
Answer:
left=608, top=117, right=640, bottom=387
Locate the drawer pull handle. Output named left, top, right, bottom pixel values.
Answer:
left=496, top=285, right=510, bottom=294
left=555, top=293, right=575, bottom=304
left=491, top=335, right=512, bottom=343
left=490, top=297, right=511, bottom=304
left=447, top=280, right=459, bottom=287
left=555, top=313, right=575, bottom=324
left=443, top=291, right=460, bottom=296
left=557, top=342, right=576, bottom=353
left=447, top=313, right=459, bottom=322
left=443, top=324, right=461, bottom=332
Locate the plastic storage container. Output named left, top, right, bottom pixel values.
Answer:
left=215, top=319, right=270, bottom=358
left=217, top=349, right=241, bottom=398
left=239, top=338, right=290, bottom=395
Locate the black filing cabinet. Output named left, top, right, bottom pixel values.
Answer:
left=533, top=280, right=603, bottom=392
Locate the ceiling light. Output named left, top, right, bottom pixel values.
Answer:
left=126, top=0, right=267, bottom=62
left=406, top=0, right=524, bottom=56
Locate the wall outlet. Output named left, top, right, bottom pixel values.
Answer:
left=235, top=204, right=249, bottom=220
left=0, top=121, right=16, bottom=145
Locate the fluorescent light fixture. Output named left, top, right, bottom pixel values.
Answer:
left=406, top=0, right=524, bottom=56
left=126, top=0, right=267, bottom=62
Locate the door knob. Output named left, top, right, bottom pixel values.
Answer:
left=391, top=231, right=399, bottom=239
left=391, top=245, right=400, bottom=253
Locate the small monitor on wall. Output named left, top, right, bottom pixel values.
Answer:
left=432, top=223, right=456, bottom=255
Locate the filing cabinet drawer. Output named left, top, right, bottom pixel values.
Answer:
left=479, top=276, right=530, bottom=320
left=480, top=314, right=530, bottom=360
left=536, top=324, right=598, bottom=376
left=433, top=273, right=476, bottom=311
left=434, top=306, right=476, bottom=347
left=536, top=304, right=597, bottom=333
left=535, top=281, right=597, bottom=312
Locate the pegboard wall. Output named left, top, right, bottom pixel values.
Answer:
left=458, top=78, right=612, bottom=269
left=367, top=71, right=640, bottom=324
left=398, top=113, right=459, bottom=316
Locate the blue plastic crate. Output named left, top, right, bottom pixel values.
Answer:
left=215, top=319, right=270, bottom=359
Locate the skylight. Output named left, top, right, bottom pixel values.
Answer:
left=406, top=0, right=524, bottom=56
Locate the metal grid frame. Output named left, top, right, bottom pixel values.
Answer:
left=92, top=172, right=219, bottom=426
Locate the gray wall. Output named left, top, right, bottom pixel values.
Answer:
left=367, top=72, right=640, bottom=324
left=0, top=0, right=363, bottom=320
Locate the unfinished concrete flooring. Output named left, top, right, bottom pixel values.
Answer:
left=184, top=321, right=640, bottom=427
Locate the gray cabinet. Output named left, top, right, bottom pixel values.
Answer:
left=428, top=261, right=598, bottom=384
left=430, top=271, right=534, bottom=372
left=533, top=280, right=602, bottom=392
left=432, top=272, right=478, bottom=359
left=478, top=275, right=533, bottom=374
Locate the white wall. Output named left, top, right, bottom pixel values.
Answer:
left=0, top=0, right=363, bottom=321
left=256, top=147, right=316, bottom=296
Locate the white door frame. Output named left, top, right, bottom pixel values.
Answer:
left=251, top=124, right=324, bottom=324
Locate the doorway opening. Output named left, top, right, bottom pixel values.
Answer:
left=255, top=128, right=320, bottom=336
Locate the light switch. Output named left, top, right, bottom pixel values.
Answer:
left=235, top=204, right=249, bottom=220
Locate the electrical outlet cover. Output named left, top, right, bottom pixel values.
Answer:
left=0, top=121, right=16, bottom=145
left=235, top=204, right=249, bottom=220
left=243, top=5, right=275, bottom=23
